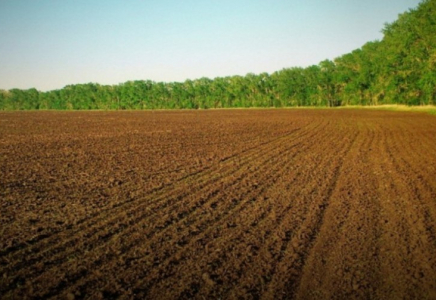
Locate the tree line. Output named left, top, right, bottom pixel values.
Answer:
left=1, top=0, right=435, bottom=110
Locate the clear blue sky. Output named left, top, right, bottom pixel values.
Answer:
left=0, top=0, right=421, bottom=91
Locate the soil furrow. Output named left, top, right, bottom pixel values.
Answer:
left=2, top=121, right=326, bottom=298
left=0, top=123, right=315, bottom=260
left=0, top=122, right=318, bottom=270
left=32, top=122, right=326, bottom=299
left=186, top=124, right=354, bottom=299
left=373, top=124, right=436, bottom=299
left=1, top=110, right=436, bottom=299
left=293, top=123, right=382, bottom=299
left=261, top=120, right=362, bottom=299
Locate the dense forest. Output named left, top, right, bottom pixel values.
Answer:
left=1, top=0, right=435, bottom=110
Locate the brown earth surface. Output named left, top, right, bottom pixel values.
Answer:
left=1, top=109, right=436, bottom=299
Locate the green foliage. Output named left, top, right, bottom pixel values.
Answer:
left=1, top=0, right=434, bottom=110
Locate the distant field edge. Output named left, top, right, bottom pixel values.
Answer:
left=1, top=105, right=435, bottom=115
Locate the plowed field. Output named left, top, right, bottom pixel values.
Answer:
left=1, top=109, right=436, bottom=299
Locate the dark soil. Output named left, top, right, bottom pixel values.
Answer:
left=1, top=109, right=436, bottom=299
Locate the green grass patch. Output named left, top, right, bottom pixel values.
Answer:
left=333, top=105, right=436, bottom=115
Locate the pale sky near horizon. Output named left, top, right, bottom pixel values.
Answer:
left=0, top=0, right=421, bottom=91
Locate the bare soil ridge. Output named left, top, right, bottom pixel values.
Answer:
left=1, top=110, right=435, bottom=299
